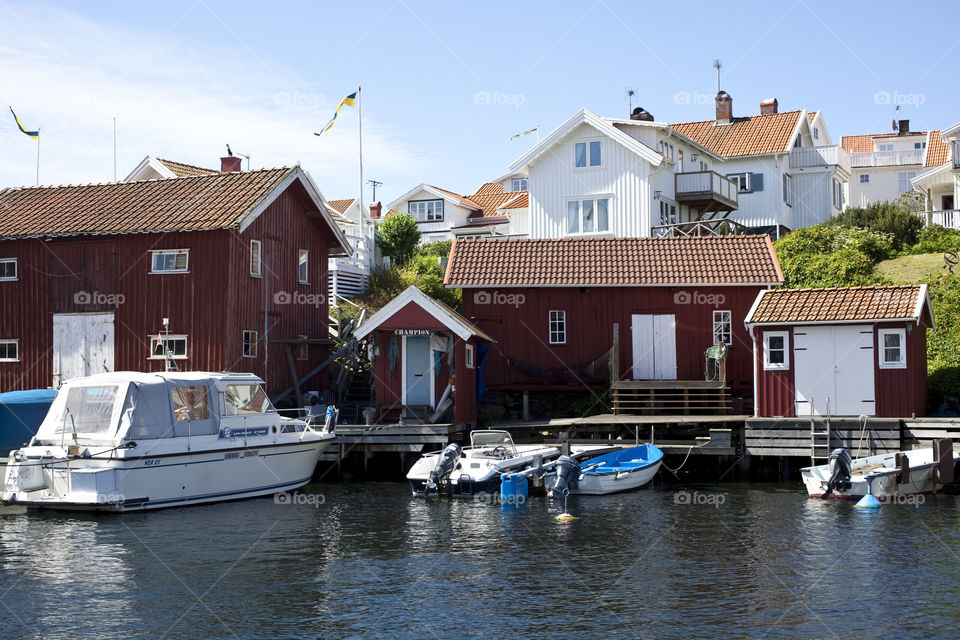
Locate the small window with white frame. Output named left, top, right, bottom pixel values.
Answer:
left=150, top=335, right=188, bottom=359
left=0, top=258, right=17, bottom=281
left=860, top=174, right=870, bottom=184
left=783, top=174, right=793, bottom=207
left=728, top=173, right=751, bottom=193
left=763, top=331, right=789, bottom=370
left=298, top=249, right=309, bottom=284
left=510, top=177, right=528, bottom=191
left=250, top=240, right=262, bottom=277
left=409, top=199, right=444, bottom=222
left=465, top=343, right=475, bottom=369
left=151, top=249, right=189, bottom=273
left=242, top=330, right=258, bottom=358
left=878, top=328, right=906, bottom=369
left=713, top=311, right=732, bottom=345
left=566, top=197, right=610, bottom=235
left=574, top=140, right=601, bottom=168
left=549, top=310, right=566, bottom=344
left=0, top=339, right=19, bottom=362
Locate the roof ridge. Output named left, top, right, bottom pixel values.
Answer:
left=669, top=109, right=804, bottom=128
left=6, top=166, right=295, bottom=192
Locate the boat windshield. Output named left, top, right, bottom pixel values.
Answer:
left=54, top=385, right=121, bottom=437
left=470, top=431, right=515, bottom=450
left=224, top=383, right=276, bottom=415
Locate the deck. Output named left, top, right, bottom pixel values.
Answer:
left=612, top=380, right=734, bottom=415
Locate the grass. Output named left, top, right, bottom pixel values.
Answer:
left=875, top=252, right=951, bottom=284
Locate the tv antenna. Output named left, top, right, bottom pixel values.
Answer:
left=713, top=59, right=722, bottom=93
left=626, top=88, right=636, bottom=114
left=226, top=144, right=251, bottom=170
left=367, top=179, right=382, bottom=201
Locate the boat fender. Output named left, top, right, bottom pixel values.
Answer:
left=324, top=406, right=337, bottom=432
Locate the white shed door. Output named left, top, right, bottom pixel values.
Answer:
left=794, top=325, right=874, bottom=416
left=631, top=314, right=677, bottom=380
left=53, top=313, right=115, bottom=386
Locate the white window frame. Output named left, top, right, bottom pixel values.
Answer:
left=0, top=258, right=17, bottom=281
left=149, top=335, right=188, bottom=360
left=860, top=174, right=870, bottom=184
left=409, top=199, right=444, bottom=222
left=565, top=197, right=611, bottom=235
left=729, top=173, right=751, bottom=193
left=298, top=249, right=309, bottom=284
left=549, top=310, right=567, bottom=345
left=763, top=331, right=789, bottom=371
left=0, top=339, right=19, bottom=362
left=242, top=330, right=258, bottom=358
left=878, top=328, right=907, bottom=369
left=713, top=310, right=732, bottom=346
left=897, top=172, right=916, bottom=194
left=465, top=344, right=475, bottom=369
left=510, top=177, right=528, bottom=191
left=150, top=249, right=189, bottom=274
left=250, top=240, right=262, bottom=277
left=574, top=140, right=602, bottom=169
left=659, top=200, right=677, bottom=226
left=878, top=143, right=893, bottom=152
left=783, top=174, right=793, bottom=207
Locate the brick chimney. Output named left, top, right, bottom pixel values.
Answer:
left=898, top=119, right=910, bottom=135
left=369, top=201, right=382, bottom=219
left=220, top=156, right=242, bottom=172
left=715, top=91, right=732, bottom=125
left=630, top=106, right=654, bottom=121
left=760, top=98, right=778, bottom=115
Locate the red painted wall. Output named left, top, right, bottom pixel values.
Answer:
left=461, top=285, right=763, bottom=392
left=754, top=326, right=796, bottom=418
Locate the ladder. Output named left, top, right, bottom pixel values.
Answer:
left=810, top=397, right=832, bottom=467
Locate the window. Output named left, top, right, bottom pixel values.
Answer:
left=729, top=173, right=751, bottom=193
left=914, top=142, right=926, bottom=149
left=566, top=198, right=610, bottom=234
left=296, top=335, right=309, bottom=360
left=409, top=199, right=444, bottom=222
left=814, top=127, right=819, bottom=140
left=860, top=174, right=870, bottom=184
left=465, top=344, right=475, bottom=369
left=763, top=331, right=789, bottom=370
left=510, top=177, right=528, bottom=191
left=298, top=249, right=309, bottom=284
left=833, top=178, right=845, bottom=209
left=0, top=339, right=19, bottom=362
left=224, top=383, right=275, bottom=415
left=150, top=335, right=187, bottom=359
left=250, top=240, right=262, bottom=277
left=878, top=328, right=906, bottom=369
left=659, top=200, right=677, bottom=226
left=574, top=141, right=601, bottom=168
left=242, top=330, right=258, bottom=358
left=897, top=172, right=916, bottom=194
left=58, top=385, right=120, bottom=436
left=171, top=386, right=210, bottom=421
left=783, top=174, right=793, bottom=207
left=150, top=249, right=189, bottom=273
left=713, top=311, right=732, bottom=346
left=794, top=137, right=802, bottom=148
left=677, top=150, right=683, bottom=173
left=0, top=258, right=17, bottom=281
left=549, top=310, right=566, bottom=344
left=878, top=143, right=893, bottom=151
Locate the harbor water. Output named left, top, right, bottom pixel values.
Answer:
left=2, top=482, right=960, bottom=639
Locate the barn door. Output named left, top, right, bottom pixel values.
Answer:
left=794, top=325, right=874, bottom=416
left=630, top=314, right=677, bottom=380
left=53, top=313, right=115, bottom=386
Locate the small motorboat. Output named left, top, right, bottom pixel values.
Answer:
left=543, top=444, right=664, bottom=496
left=2, top=371, right=336, bottom=512
left=801, top=441, right=959, bottom=501
left=407, top=429, right=561, bottom=496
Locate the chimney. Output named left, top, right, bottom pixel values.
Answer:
left=220, top=156, right=242, bottom=172
left=898, top=119, right=910, bottom=135
left=715, top=91, right=732, bottom=125
left=369, top=201, right=382, bottom=219
left=760, top=98, right=778, bottom=115
left=630, top=106, right=654, bottom=121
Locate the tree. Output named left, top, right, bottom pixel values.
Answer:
left=829, top=200, right=923, bottom=251
left=376, top=213, right=420, bottom=266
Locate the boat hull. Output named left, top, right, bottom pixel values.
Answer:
left=548, top=460, right=662, bottom=495
left=800, top=448, right=956, bottom=501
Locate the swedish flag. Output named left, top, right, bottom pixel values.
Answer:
left=314, top=92, right=357, bottom=137
left=511, top=127, right=537, bottom=140
left=10, top=107, right=38, bottom=140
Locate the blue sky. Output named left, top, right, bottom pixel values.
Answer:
left=1, top=0, right=957, bottom=205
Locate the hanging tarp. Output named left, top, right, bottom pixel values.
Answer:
left=477, top=342, right=488, bottom=401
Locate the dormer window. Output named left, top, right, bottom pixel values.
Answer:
left=409, top=199, right=444, bottom=222
left=575, top=141, right=601, bottom=168
left=510, top=177, right=528, bottom=191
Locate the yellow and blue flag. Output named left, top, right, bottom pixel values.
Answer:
left=314, top=92, right=357, bottom=137
left=9, top=107, right=39, bottom=140
left=511, top=127, right=537, bottom=140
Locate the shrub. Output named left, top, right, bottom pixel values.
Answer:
left=376, top=213, right=420, bottom=266
left=415, top=240, right=453, bottom=259
left=905, top=225, right=960, bottom=256
left=775, top=224, right=893, bottom=288
left=925, top=273, right=960, bottom=403
left=828, top=200, right=923, bottom=251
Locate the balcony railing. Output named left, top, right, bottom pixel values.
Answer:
left=850, top=149, right=924, bottom=168
left=330, top=233, right=372, bottom=272
left=928, top=210, right=960, bottom=230
left=789, top=145, right=850, bottom=173
left=674, top=171, right=738, bottom=210
left=651, top=218, right=751, bottom=238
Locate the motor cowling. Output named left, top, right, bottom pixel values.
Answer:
left=426, top=443, right=461, bottom=493
left=822, top=448, right=852, bottom=499
left=550, top=455, right=581, bottom=497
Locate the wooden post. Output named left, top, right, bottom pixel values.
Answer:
left=522, top=391, right=530, bottom=421
left=285, top=345, right=303, bottom=407
left=611, top=323, right=619, bottom=385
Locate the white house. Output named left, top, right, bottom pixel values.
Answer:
left=842, top=120, right=950, bottom=209
left=910, top=123, right=959, bottom=228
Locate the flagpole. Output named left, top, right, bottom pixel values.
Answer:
left=113, top=117, right=117, bottom=182
left=36, top=130, right=40, bottom=187
left=536, top=125, right=540, bottom=142
left=357, top=84, right=365, bottom=245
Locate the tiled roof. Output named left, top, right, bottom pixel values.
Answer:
left=926, top=130, right=951, bottom=166
left=444, top=236, right=783, bottom=287
left=465, top=190, right=528, bottom=218
left=157, top=158, right=218, bottom=177
left=429, top=185, right=481, bottom=211
left=748, top=285, right=926, bottom=324
left=502, top=193, right=528, bottom=209
left=807, top=113, right=816, bottom=122
left=670, top=110, right=803, bottom=157
left=474, top=182, right=504, bottom=195
left=840, top=132, right=926, bottom=153
left=0, top=167, right=296, bottom=239
left=325, top=198, right=355, bottom=223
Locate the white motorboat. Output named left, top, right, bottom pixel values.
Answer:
left=1, top=371, right=335, bottom=512
left=407, top=430, right=561, bottom=496
left=543, top=444, right=664, bottom=496
left=801, top=442, right=959, bottom=501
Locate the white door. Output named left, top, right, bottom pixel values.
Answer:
left=794, top=325, right=875, bottom=416
left=53, top=313, right=115, bottom=386
left=630, top=314, right=677, bottom=380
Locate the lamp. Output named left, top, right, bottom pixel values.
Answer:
left=654, top=191, right=662, bottom=200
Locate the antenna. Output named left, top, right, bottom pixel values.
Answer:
left=236, top=151, right=251, bottom=170
left=713, top=59, right=722, bottom=93
left=226, top=144, right=233, bottom=157
left=367, top=179, right=382, bottom=201
left=626, top=88, right=636, bottom=114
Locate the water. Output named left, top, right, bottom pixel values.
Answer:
left=2, top=482, right=960, bottom=639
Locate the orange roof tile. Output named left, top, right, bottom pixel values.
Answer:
left=427, top=185, right=481, bottom=211
left=748, top=285, right=927, bottom=324
left=157, top=158, right=218, bottom=177
left=807, top=113, right=816, bottom=123
left=0, top=168, right=296, bottom=239
left=464, top=190, right=528, bottom=218
left=444, top=236, right=783, bottom=287
left=926, top=130, right=951, bottom=166
left=670, top=110, right=803, bottom=157
left=325, top=198, right=355, bottom=223
left=840, top=131, right=926, bottom=153
left=474, top=182, right=504, bottom=195
left=501, top=193, right=528, bottom=209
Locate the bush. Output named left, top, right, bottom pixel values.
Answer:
left=376, top=213, right=420, bottom=266
left=775, top=224, right=893, bottom=288
left=829, top=200, right=923, bottom=251
left=904, top=225, right=960, bottom=256
left=925, top=273, right=960, bottom=403
left=415, top=240, right=453, bottom=259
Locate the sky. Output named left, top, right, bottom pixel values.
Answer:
left=0, top=0, right=957, bottom=206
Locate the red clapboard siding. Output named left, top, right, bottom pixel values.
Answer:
left=754, top=326, right=795, bottom=418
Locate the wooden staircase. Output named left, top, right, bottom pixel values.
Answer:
left=611, top=380, right=731, bottom=415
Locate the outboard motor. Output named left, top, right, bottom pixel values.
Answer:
left=426, top=443, right=461, bottom=493
left=822, top=448, right=852, bottom=499
left=550, top=455, right=581, bottom=497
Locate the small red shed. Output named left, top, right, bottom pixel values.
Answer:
left=354, top=286, right=493, bottom=425
left=745, top=285, right=934, bottom=418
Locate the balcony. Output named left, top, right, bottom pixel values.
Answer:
left=929, top=210, right=960, bottom=230
left=850, top=149, right=924, bottom=168
left=789, top=145, right=850, bottom=173
left=674, top=171, right=738, bottom=211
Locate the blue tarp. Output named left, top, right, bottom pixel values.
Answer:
left=476, top=342, right=488, bottom=401
left=0, top=389, right=57, bottom=454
